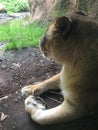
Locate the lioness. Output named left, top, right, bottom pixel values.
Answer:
left=21, top=13, right=98, bottom=125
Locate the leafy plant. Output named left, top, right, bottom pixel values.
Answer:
left=0, top=0, right=29, bottom=13
left=78, top=0, right=88, bottom=12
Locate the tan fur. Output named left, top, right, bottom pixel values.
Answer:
left=21, top=13, right=98, bottom=125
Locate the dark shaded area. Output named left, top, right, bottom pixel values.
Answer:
left=0, top=47, right=98, bottom=130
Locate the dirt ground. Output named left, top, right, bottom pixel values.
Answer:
left=0, top=47, right=98, bottom=130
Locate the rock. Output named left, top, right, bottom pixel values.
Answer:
left=87, top=0, right=98, bottom=20
left=28, top=0, right=98, bottom=23
left=0, top=4, right=7, bottom=13
left=28, top=0, right=78, bottom=22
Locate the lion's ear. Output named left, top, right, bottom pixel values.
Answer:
left=55, top=16, right=72, bottom=37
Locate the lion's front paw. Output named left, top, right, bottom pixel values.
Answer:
left=32, top=87, right=44, bottom=96
left=25, top=95, right=46, bottom=114
left=21, top=85, right=33, bottom=97
left=21, top=85, right=45, bottom=97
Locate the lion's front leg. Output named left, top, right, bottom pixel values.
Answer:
left=25, top=95, right=83, bottom=125
left=21, top=73, right=60, bottom=97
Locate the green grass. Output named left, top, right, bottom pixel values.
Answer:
left=0, top=19, right=46, bottom=51
left=0, top=0, right=29, bottom=13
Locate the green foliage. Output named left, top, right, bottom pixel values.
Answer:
left=0, top=19, right=46, bottom=51
left=55, top=0, right=68, bottom=17
left=0, top=0, right=29, bottom=13
left=16, top=0, right=29, bottom=12
left=78, top=0, right=87, bottom=12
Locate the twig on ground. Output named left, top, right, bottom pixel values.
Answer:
left=47, top=96, right=62, bottom=104
left=49, top=90, right=61, bottom=95
left=0, top=96, right=9, bottom=102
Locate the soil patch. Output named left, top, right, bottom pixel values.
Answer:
left=0, top=47, right=98, bottom=130
left=0, top=47, right=60, bottom=97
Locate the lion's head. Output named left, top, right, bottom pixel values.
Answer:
left=39, top=16, right=75, bottom=64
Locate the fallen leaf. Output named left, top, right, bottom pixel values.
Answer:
left=0, top=112, right=9, bottom=121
